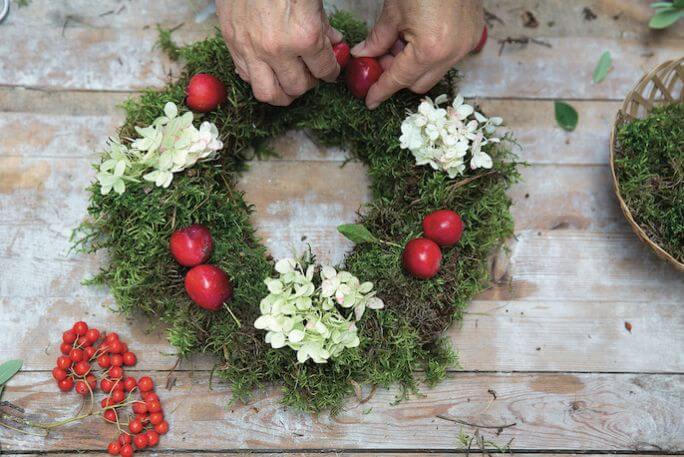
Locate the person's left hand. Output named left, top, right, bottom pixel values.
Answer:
left=351, top=0, right=484, bottom=109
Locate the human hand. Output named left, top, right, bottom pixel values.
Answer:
left=216, top=0, right=343, bottom=106
left=351, top=0, right=484, bottom=109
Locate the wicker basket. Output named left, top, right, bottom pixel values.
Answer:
left=609, top=56, right=684, bottom=272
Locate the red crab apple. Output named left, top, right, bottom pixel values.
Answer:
left=170, top=224, right=213, bottom=267
left=345, top=57, right=383, bottom=99
left=422, top=209, right=464, bottom=247
left=185, top=73, right=226, bottom=113
left=333, top=42, right=351, bottom=69
left=185, top=264, right=233, bottom=311
left=402, top=238, right=442, bottom=279
left=471, top=26, right=488, bottom=54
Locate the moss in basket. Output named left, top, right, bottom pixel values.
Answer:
left=615, top=102, right=684, bottom=263
left=75, top=12, right=520, bottom=413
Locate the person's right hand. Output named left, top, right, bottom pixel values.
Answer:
left=216, top=0, right=343, bottom=106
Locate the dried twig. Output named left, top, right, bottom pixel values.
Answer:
left=436, top=414, right=517, bottom=430
left=498, top=36, right=552, bottom=56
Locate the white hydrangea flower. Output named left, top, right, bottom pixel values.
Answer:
left=399, top=93, right=503, bottom=178
left=255, top=258, right=384, bottom=364
left=96, top=102, right=223, bottom=196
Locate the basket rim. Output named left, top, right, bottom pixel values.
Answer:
left=608, top=56, right=684, bottom=273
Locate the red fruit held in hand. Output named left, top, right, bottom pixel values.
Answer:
left=471, top=26, right=488, bottom=54
left=345, top=57, right=383, bottom=99
left=186, top=73, right=226, bottom=113
left=170, top=224, right=213, bottom=267
left=333, top=42, right=351, bottom=69
left=185, top=264, right=233, bottom=311
left=422, top=210, right=464, bottom=247
left=402, top=238, right=442, bottom=279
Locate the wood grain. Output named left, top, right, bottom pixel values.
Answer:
left=1, top=371, right=682, bottom=452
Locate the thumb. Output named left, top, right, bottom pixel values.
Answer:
left=322, top=12, right=343, bottom=44
left=351, top=15, right=398, bottom=57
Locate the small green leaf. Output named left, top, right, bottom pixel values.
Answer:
left=592, top=51, right=612, bottom=83
left=337, top=224, right=377, bottom=244
left=554, top=101, right=579, bottom=131
left=0, top=360, right=23, bottom=386
left=650, top=2, right=676, bottom=9
left=672, top=0, right=684, bottom=9
left=649, top=8, right=684, bottom=29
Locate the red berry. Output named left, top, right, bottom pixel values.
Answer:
left=101, top=378, right=114, bottom=393
left=145, top=430, right=160, bottom=447
left=119, top=444, right=134, bottom=457
left=138, top=376, right=154, bottom=392
left=104, top=332, right=119, bottom=344
left=133, top=433, right=148, bottom=449
left=86, top=374, right=97, bottom=390
left=109, top=340, right=124, bottom=354
left=110, top=354, right=123, bottom=367
left=186, top=73, right=226, bottom=113
left=84, top=346, right=97, bottom=360
left=76, top=336, right=90, bottom=347
left=142, top=392, right=159, bottom=402
left=146, top=400, right=162, bottom=414
left=118, top=433, right=132, bottom=446
left=124, top=376, right=137, bottom=392
left=73, top=361, right=91, bottom=376
left=58, top=378, right=74, bottom=392
left=62, top=330, right=77, bottom=344
left=132, top=401, right=148, bottom=415
left=97, top=354, right=111, bottom=369
left=120, top=342, right=129, bottom=353
left=101, top=397, right=113, bottom=409
left=185, top=264, right=233, bottom=311
left=107, top=441, right=121, bottom=455
left=471, top=25, right=488, bottom=54
left=85, top=328, right=100, bottom=344
left=52, top=367, right=67, bottom=381
left=75, top=380, right=90, bottom=396
left=111, top=389, right=125, bottom=404
left=149, top=412, right=164, bottom=425
left=122, top=351, right=137, bottom=366
left=103, top=409, right=117, bottom=423
left=60, top=342, right=72, bottom=355
left=170, top=224, right=214, bottom=267
left=129, top=418, right=144, bottom=434
left=154, top=420, right=169, bottom=435
left=109, top=366, right=123, bottom=379
left=56, top=355, right=72, bottom=370
left=69, top=348, right=84, bottom=363
left=345, top=57, right=383, bottom=99
left=72, top=321, right=88, bottom=336
left=332, top=41, right=351, bottom=69
left=422, top=209, right=464, bottom=247
left=402, top=238, right=442, bottom=279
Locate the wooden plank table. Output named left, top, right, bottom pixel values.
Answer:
left=0, top=0, right=682, bottom=455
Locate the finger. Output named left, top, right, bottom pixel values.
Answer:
left=365, top=44, right=425, bottom=109
left=378, top=54, right=394, bottom=71
left=350, top=15, right=398, bottom=58
left=301, top=37, right=340, bottom=82
left=409, top=68, right=448, bottom=94
left=321, top=11, right=343, bottom=45
left=390, top=38, right=406, bottom=56
left=272, top=57, right=317, bottom=97
left=246, top=59, right=294, bottom=106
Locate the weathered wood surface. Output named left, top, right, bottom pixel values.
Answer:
left=1, top=372, right=682, bottom=452
left=1, top=0, right=683, bottom=454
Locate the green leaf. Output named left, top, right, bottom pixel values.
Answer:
left=554, top=101, right=579, bottom=131
left=0, top=360, right=23, bottom=386
left=649, top=8, right=684, bottom=29
left=650, top=2, right=676, bottom=9
left=337, top=224, right=377, bottom=244
left=592, top=51, right=612, bottom=83
left=672, top=0, right=684, bottom=9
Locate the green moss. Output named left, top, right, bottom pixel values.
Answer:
left=615, top=103, right=684, bottom=262
left=75, top=13, right=519, bottom=413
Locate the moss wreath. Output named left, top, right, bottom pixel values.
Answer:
left=77, top=13, right=520, bottom=413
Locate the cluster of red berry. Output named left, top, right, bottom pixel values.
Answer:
left=51, top=321, right=169, bottom=456
left=402, top=209, right=464, bottom=279
left=170, top=224, right=234, bottom=312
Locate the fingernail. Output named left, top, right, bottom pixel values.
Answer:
left=330, top=27, right=343, bottom=43
left=350, top=41, right=365, bottom=56
left=367, top=101, right=379, bottom=110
